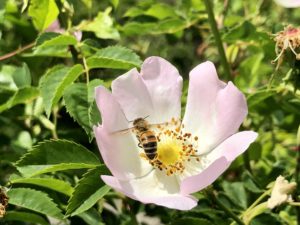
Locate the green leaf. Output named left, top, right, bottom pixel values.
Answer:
left=33, top=33, right=78, bottom=57
left=186, top=208, right=227, bottom=225
left=222, top=181, right=248, bottom=209
left=4, top=211, right=49, bottom=225
left=64, top=80, right=102, bottom=141
left=36, top=32, right=60, bottom=46
left=247, top=89, right=276, bottom=109
left=226, top=44, right=239, bottom=64
left=71, top=186, right=110, bottom=216
left=152, top=18, right=187, bottom=34
left=35, top=34, right=77, bottom=48
left=28, top=0, right=59, bottom=31
left=236, top=53, right=272, bottom=91
left=242, top=171, right=263, bottom=193
left=121, top=22, right=155, bottom=36
left=16, top=139, right=100, bottom=177
left=11, top=177, right=74, bottom=196
left=21, top=0, right=29, bottom=12
left=122, top=16, right=202, bottom=36
left=66, top=166, right=110, bottom=216
left=124, top=7, right=144, bottom=18
left=110, top=0, right=119, bottom=8
left=76, top=8, right=120, bottom=40
left=77, top=209, right=105, bottom=225
left=39, top=64, right=84, bottom=117
left=12, top=63, right=31, bottom=88
left=0, top=65, right=18, bottom=90
left=124, top=3, right=176, bottom=20
left=250, top=212, right=283, bottom=225
left=7, top=188, right=64, bottom=219
left=17, top=164, right=100, bottom=178
left=223, top=21, right=269, bottom=43
left=243, top=202, right=268, bottom=225
left=22, top=33, right=77, bottom=57
left=80, top=0, right=92, bottom=9
left=86, top=46, right=142, bottom=70
left=89, top=100, right=101, bottom=128
left=145, top=3, right=177, bottom=20
left=0, top=87, right=39, bottom=113
left=171, top=217, right=214, bottom=225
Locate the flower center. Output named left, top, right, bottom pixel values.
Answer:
left=157, top=138, right=181, bottom=166
left=139, top=118, right=200, bottom=176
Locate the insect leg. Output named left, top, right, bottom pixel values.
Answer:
left=136, top=135, right=143, bottom=148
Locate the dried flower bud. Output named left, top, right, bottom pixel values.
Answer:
left=0, top=188, right=8, bottom=218
left=267, top=175, right=296, bottom=209
left=273, top=26, right=300, bottom=68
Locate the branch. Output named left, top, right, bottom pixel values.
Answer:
left=0, top=42, right=35, bottom=61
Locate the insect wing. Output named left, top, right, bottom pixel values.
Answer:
left=111, top=127, right=135, bottom=135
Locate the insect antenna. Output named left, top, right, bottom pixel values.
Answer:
left=143, top=115, right=150, bottom=120
left=128, top=115, right=150, bottom=123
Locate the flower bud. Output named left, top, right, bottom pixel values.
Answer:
left=267, top=175, right=296, bottom=209
left=272, top=26, right=300, bottom=68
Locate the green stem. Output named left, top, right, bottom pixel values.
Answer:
left=203, top=0, right=231, bottom=80
left=129, top=212, right=138, bottom=225
left=82, top=56, right=90, bottom=84
left=290, top=202, right=300, bottom=207
left=294, top=138, right=300, bottom=224
left=207, top=189, right=244, bottom=225
left=51, top=107, right=58, bottom=139
left=247, top=189, right=271, bottom=212
left=295, top=144, right=300, bottom=185
left=124, top=200, right=138, bottom=225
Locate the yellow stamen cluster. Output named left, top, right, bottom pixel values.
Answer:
left=140, top=118, right=200, bottom=176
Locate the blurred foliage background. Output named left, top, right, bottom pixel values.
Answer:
left=0, top=0, right=300, bottom=224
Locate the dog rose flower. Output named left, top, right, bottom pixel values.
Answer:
left=94, top=56, right=257, bottom=210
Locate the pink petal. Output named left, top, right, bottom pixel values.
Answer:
left=102, top=174, right=198, bottom=210
left=111, top=57, right=182, bottom=124
left=73, top=31, right=82, bottom=41
left=180, top=157, right=229, bottom=195
left=141, top=56, right=183, bottom=123
left=95, top=86, right=129, bottom=132
left=211, top=81, right=247, bottom=147
left=45, top=20, right=64, bottom=33
left=183, top=61, right=247, bottom=154
left=94, top=126, right=153, bottom=180
left=207, top=131, right=258, bottom=162
left=111, top=68, right=155, bottom=122
left=274, top=0, right=300, bottom=7
left=180, top=131, right=257, bottom=195
left=183, top=61, right=225, bottom=137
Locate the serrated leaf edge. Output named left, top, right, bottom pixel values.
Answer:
left=8, top=187, right=64, bottom=219
left=87, top=45, right=142, bottom=68
left=15, top=139, right=98, bottom=166
left=39, top=64, right=83, bottom=117
left=65, top=166, right=106, bottom=216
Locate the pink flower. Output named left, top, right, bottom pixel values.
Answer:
left=274, top=0, right=300, bottom=8
left=94, top=57, right=257, bottom=210
left=45, top=20, right=65, bottom=33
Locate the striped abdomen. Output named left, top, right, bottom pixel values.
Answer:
left=139, top=130, right=157, bottom=160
